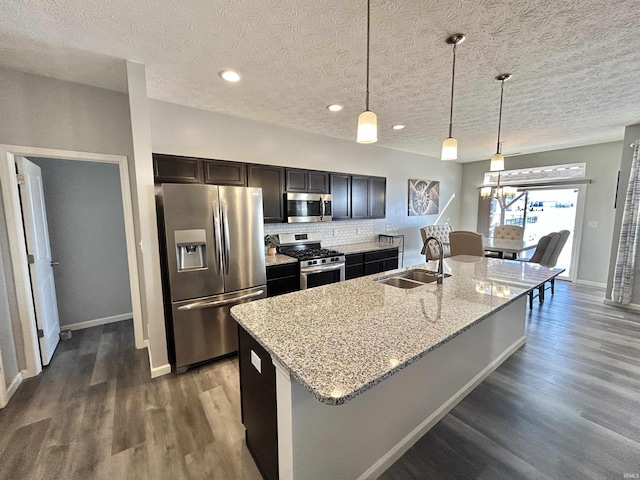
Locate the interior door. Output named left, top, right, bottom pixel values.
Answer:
left=16, top=157, right=60, bottom=365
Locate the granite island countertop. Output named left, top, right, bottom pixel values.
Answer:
left=231, top=256, right=563, bottom=406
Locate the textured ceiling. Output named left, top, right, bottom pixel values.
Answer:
left=2, top=0, right=640, bottom=162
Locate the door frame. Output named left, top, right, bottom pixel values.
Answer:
left=0, top=144, right=145, bottom=381
left=523, top=183, right=586, bottom=282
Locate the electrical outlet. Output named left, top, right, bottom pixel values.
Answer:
left=588, top=220, right=598, bottom=228
left=357, top=228, right=363, bottom=234
left=333, top=228, right=338, bottom=237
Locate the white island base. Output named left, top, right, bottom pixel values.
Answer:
left=273, top=296, right=527, bottom=480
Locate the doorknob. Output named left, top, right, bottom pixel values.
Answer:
left=50, top=261, right=60, bottom=267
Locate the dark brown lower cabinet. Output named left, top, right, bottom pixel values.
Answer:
left=345, top=253, right=365, bottom=280
left=239, top=326, right=279, bottom=480
left=266, top=262, right=299, bottom=297
left=364, top=248, right=399, bottom=275
left=346, top=248, right=398, bottom=279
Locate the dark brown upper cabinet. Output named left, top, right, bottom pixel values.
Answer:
left=285, top=169, right=329, bottom=194
left=203, top=159, right=247, bottom=186
left=330, top=173, right=351, bottom=220
left=351, top=175, right=370, bottom=219
left=285, top=169, right=308, bottom=192
left=308, top=171, right=329, bottom=193
left=351, top=175, right=386, bottom=219
left=248, top=164, right=285, bottom=223
left=369, top=176, right=386, bottom=219
left=153, top=154, right=203, bottom=184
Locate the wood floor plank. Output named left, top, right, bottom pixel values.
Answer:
left=0, top=418, right=51, bottom=480
left=2, top=286, right=639, bottom=480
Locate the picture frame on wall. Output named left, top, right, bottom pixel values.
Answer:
left=408, top=179, right=440, bottom=216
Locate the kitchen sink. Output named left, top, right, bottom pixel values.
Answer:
left=377, top=277, right=426, bottom=289
left=396, top=270, right=451, bottom=283
left=376, top=269, right=451, bottom=289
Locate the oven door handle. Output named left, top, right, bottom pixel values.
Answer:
left=320, top=196, right=325, bottom=221
left=302, top=263, right=345, bottom=274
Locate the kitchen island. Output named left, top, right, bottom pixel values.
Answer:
left=231, top=256, right=564, bottom=479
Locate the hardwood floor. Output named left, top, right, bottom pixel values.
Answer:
left=1, top=282, right=639, bottom=479
left=0, top=320, right=261, bottom=480
left=380, top=282, right=640, bottom=480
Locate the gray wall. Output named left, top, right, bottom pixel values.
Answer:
left=460, top=141, right=623, bottom=285
left=0, top=65, right=135, bottom=374
left=149, top=100, right=463, bottom=268
left=29, top=157, right=132, bottom=326
left=606, top=123, right=640, bottom=302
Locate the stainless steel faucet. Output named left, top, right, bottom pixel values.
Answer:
left=424, top=236, right=444, bottom=284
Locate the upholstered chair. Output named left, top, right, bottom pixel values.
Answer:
left=523, top=230, right=570, bottom=308
left=420, top=225, right=452, bottom=260
left=494, top=225, right=524, bottom=240
left=449, top=231, right=484, bottom=257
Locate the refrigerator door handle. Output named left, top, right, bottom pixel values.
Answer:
left=221, top=201, right=231, bottom=275
left=177, top=290, right=265, bottom=310
left=212, top=199, right=223, bottom=276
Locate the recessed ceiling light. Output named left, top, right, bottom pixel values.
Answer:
left=219, top=70, right=241, bottom=82
left=327, top=104, right=343, bottom=112
left=392, top=124, right=406, bottom=130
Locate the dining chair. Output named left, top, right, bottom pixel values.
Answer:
left=490, top=225, right=525, bottom=259
left=494, top=225, right=524, bottom=240
left=522, top=230, right=569, bottom=308
left=449, top=231, right=484, bottom=257
left=420, top=225, right=452, bottom=261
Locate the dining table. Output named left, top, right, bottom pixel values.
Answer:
left=483, top=237, right=538, bottom=259
left=443, top=237, right=539, bottom=259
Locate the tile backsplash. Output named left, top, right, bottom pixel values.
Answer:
left=264, top=220, right=376, bottom=247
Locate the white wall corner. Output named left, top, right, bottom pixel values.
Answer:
left=145, top=339, right=171, bottom=378
left=0, top=351, right=6, bottom=408
left=126, top=61, right=169, bottom=370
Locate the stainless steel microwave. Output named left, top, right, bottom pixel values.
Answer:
left=286, top=192, right=332, bottom=223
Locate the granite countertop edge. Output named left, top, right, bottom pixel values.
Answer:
left=234, top=258, right=564, bottom=406
left=232, top=279, right=534, bottom=406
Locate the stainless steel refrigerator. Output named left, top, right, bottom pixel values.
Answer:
left=156, top=184, right=267, bottom=373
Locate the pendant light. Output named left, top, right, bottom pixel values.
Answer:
left=490, top=73, right=512, bottom=171
left=357, top=0, right=377, bottom=143
left=481, top=73, right=517, bottom=199
left=441, top=33, right=466, bottom=161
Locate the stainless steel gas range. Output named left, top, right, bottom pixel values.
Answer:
left=278, top=233, right=345, bottom=289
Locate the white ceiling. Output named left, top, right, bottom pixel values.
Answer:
left=2, top=0, right=640, bottom=162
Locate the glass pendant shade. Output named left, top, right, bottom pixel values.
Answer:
left=490, top=153, right=504, bottom=172
left=441, top=137, right=458, bottom=160
left=357, top=110, right=378, bottom=143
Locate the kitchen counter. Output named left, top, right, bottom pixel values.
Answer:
left=333, top=241, right=399, bottom=255
left=264, top=253, right=297, bottom=266
left=232, top=256, right=563, bottom=479
left=232, top=256, right=563, bottom=406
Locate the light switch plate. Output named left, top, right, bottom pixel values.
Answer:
left=250, top=350, right=262, bottom=374
left=588, top=220, right=598, bottom=228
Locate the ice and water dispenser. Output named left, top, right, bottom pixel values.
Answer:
left=175, top=229, right=207, bottom=271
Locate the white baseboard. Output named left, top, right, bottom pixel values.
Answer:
left=145, top=339, right=172, bottom=378
left=0, top=372, right=23, bottom=408
left=7, top=372, right=22, bottom=400
left=575, top=279, right=607, bottom=289
left=602, top=299, right=640, bottom=312
left=359, top=336, right=527, bottom=480
left=64, top=313, right=133, bottom=331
